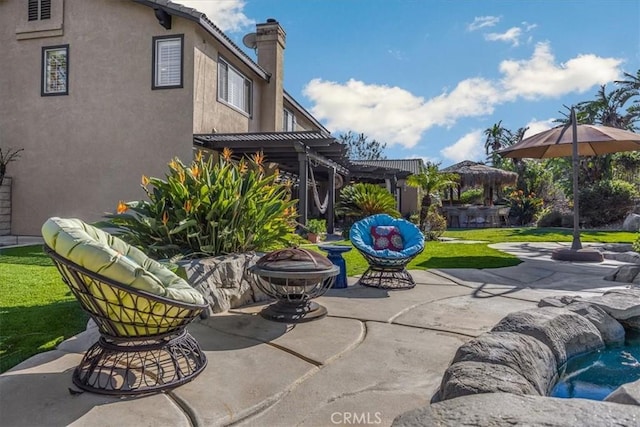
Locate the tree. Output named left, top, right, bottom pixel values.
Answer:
left=406, top=163, right=458, bottom=231
left=484, top=121, right=528, bottom=168
left=338, top=131, right=387, bottom=160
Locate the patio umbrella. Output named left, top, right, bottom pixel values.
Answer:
left=499, top=107, right=640, bottom=261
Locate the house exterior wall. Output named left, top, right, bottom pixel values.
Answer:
left=0, top=0, right=195, bottom=235
left=192, top=26, right=263, bottom=134
left=1, top=1, right=329, bottom=235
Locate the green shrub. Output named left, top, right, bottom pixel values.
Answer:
left=423, top=210, right=447, bottom=241
left=306, top=219, right=326, bottom=234
left=337, top=183, right=400, bottom=220
left=507, top=190, right=544, bottom=226
left=579, top=180, right=638, bottom=227
left=460, top=188, right=483, bottom=205
left=103, top=150, right=297, bottom=259
left=536, top=208, right=563, bottom=227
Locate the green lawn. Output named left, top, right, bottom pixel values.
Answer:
left=1, top=226, right=636, bottom=373
left=443, top=227, right=637, bottom=244
left=0, top=246, right=88, bottom=373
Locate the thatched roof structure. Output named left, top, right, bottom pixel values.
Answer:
left=440, top=160, right=517, bottom=187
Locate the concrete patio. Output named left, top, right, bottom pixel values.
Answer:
left=0, top=242, right=637, bottom=426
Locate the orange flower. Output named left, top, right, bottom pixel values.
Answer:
left=141, top=175, right=149, bottom=186
left=117, top=200, right=128, bottom=214
left=222, top=147, right=233, bottom=162
left=184, top=200, right=192, bottom=213
left=169, top=159, right=180, bottom=171
left=238, top=159, right=248, bottom=174
left=252, top=151, right=265, bottom=166
left=178, top=169, right=186, bottom=184
left=190, top=164, right=200, bottom=179
left=162, top=211, right=169, bottom=226
left=195, top=150, right=204, bottom=162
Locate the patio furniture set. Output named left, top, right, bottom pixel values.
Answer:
left=41, top=214, right=424, bottom=396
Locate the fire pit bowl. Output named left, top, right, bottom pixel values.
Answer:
left=248, top=248, right=339, bottom=323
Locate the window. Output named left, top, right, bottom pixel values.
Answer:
left=152, top=35, right=183, bottom=89
left=283, top=108, right=296, bottom=131
left=218, top=58, right=252, bottom=115
left=41, top=44, right=68, bottom=96
left=28, top=0, right=51, bottom=21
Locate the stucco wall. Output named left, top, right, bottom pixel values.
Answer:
left=0, top=0, right=195, bottom=235
left=192, top=26, right=261, bottom=134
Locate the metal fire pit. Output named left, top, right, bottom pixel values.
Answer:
left=248, top=248, right=339, bottom=323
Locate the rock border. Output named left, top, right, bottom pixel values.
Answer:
left=394, top=287, right=640, bottom=426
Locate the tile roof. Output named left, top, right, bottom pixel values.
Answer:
left=351, top=159, right=424, bottom=175
left=133, top=0, right=269, bottom=80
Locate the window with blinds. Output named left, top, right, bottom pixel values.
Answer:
left=283, top=108, right=296, bottom=131
left=41, top=45, right=68, bottom=96
left=28, top=0, right=51, bottom=21
left=218, top=58, right=252, bottom=115
left=152, top=35, right=183, bottom=89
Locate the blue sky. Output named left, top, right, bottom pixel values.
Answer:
left=176, top=0, right=640, bottom=167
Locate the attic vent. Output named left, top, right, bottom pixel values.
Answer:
left=28, top=0, right=51, bottom=21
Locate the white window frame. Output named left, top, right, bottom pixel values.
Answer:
left=217, top=57, right=252, bottom=115
left=152, top=34, right=183, bottom=89
left=41, top=44, right=68, bottom=96
left=283, top=108, right=296, bottom=131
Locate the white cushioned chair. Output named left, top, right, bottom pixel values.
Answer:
left=42, top=217, right=208, bottom=395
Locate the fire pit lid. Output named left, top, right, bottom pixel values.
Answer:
left=256, top=247, right=334, bottom=272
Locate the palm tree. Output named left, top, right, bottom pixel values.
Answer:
left=484, top=122, right=528, bottom=168
left=406, top=163, right=458, bottom=231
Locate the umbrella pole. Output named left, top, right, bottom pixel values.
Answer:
left=570, top=107, right=582, bottom=250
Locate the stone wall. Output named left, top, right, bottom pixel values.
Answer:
left=178, top=252, right=270, bottom=315
left=0, top=177, right=11, bottom=236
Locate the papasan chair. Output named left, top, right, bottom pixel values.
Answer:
left=42, top=217, right=208, bottom=395
left=349, top=214, right=425, bottom=289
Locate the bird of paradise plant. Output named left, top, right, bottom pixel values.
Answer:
left=101, top=149, right=298, bottom=259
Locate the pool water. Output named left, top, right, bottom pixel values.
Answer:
left=551, top=336, right=640, bottom=401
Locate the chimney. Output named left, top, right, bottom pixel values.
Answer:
left=255, top=18, right=286, bottom=132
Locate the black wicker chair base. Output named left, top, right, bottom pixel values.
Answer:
left=73, top=330, right=207, bottom=395
left=358, top=267, right=416, bottom=290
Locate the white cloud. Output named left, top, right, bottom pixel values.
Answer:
left=485, top=27, right=523, bottom=47
left=303, top=43, right=622, bottom=150
left=499, top=42, right=623, bottom=100
left=468, top=16, right=501, bottom=31
left=440, top=130, right=485, bottom=163
left=172, top=0, right=253, bottom=32
left=523, top=118, right=557, bottom=138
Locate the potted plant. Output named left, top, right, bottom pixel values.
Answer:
left=306, top=219, right=326, bottom=243
left=0, top=147, right=23, bottom=236
left=0, top=147, right=23, bottom=187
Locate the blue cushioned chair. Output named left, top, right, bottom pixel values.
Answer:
left=350, top=214, right=425, bottom=289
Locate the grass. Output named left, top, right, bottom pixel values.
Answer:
left=443, top=227, right=637, bottom=244
left=0, top=246, right=88, bottom=373
left=1, top=226, right=636, bottom=373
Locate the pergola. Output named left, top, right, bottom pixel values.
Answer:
left=193, top=131, right=350, bottom=233
left=193, top=132, right=414, bottom=233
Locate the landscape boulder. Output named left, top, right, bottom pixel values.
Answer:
left=622, top=213, right=640, bottom=232
left=605, top=378, right=640, bottom=406
left=491, top=307, right=604, bottom=366
left=586, top=288, right=640, bottom=320
left=448, top=331, right=557, bottom=395
left=179, top=253, right=269, bottom=314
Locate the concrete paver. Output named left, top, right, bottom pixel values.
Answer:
left=1, top=241, right=638, bottom=426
